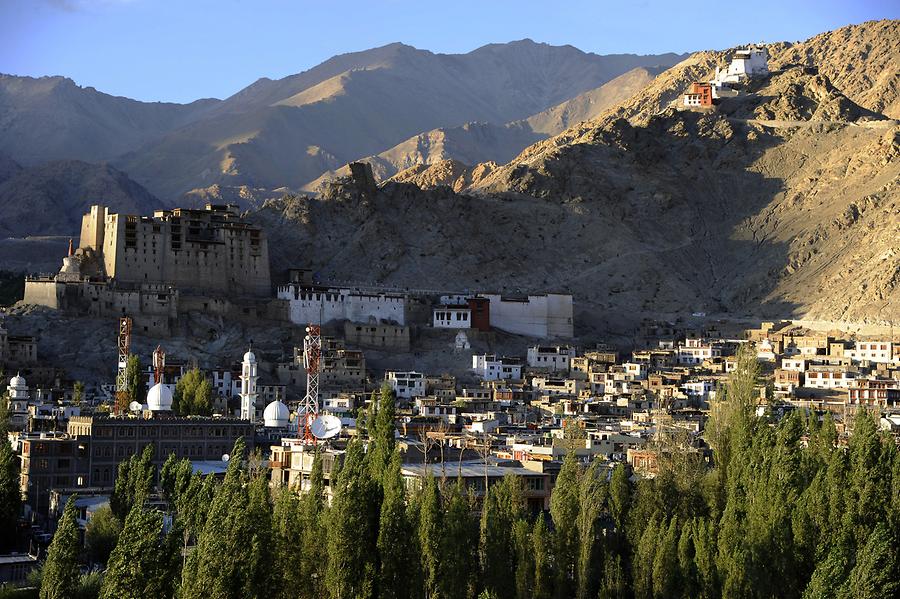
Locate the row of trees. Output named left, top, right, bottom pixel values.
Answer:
left=30, top=354, right=900, bottom=598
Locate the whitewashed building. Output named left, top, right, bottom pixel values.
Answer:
left=848, top=341, right=894, bottom=364
left=472, top=354, right=523, bottom=381
left=385, top=371, right=425, bottom=399
left=277, top=284, right=407, bottom=326
left=433, top=305, right=471, bottom=329
left=805, top=369, right=856, bottom=390
left=481, top=293, right=573, bottom=338
left=527, top=345, right=575, bottom=371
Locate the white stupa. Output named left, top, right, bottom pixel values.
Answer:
left=147, top=382, right=173, bottom=411
left=263, top=399, right=290, bottom=428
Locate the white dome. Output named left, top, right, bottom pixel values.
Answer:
left=147, top=383, right=173, bottom=411
left=9, top=374, right=26, bottom=388
left=243, top=350, right=257, bottom=364
left=263, top=400, right=290, bottom=428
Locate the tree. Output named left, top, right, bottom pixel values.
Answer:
left=173, top=368, right=213, bottom=416
left=480, top=474, right=524, bottom=599
left=378, top=451, right=414, bottom=599
left=110, top=444, right=155, bottom=521
left=326, top=439, right=378, bottom=599
left=418, top=473, right=442, bottom=599
left=40, top=497, right=81, bottom=599
left=125, top=354, right=143, bottom=405
left=85, top=505, right=121, bottom=565
left=180, top=437, right=256, bottom=599
left=575, top=461, right=606, bottom=599
left=298, top=450, right=327, bottom=599
left=513, top=519, right=533, bottom=599
left=369, top=383, right=397, bottom=484
left=441, top=479, right=477, bottom=599
left=73, top=381, right=85, bottom=406
left=840, top=523, right=899, bottom=599
left=550, top=451, right=579, bottom=598
left=651, top=517, right=679, bottom=599
left=0, top=438, right=21, bottom=551
left=100, top=506, right=178, bottom=599
left=272, top=485, right=304, bottom=599
left=532, top=514, right=553, bottom=599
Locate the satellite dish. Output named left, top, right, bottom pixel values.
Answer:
left=311, top=414, right=342, bottom=440
left=128, top=401, right=142, bottom=412
left=222, top=454, right=230, bottom=462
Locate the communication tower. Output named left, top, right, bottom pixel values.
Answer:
left=300, top=324, right=322, bottom=443
left=115, top=317, right=132, bottom=413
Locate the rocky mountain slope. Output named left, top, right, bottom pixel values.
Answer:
left=0, top=157, right=163, bottom=237
left=114, top=41, right=683, bottom=199
left=254, top=21, right=900, bottom=330
left=305, top=66, right=667, bottom=190
left=0, top=74, right=218, bottom=166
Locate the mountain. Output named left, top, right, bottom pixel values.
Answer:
left=253, top=21, right=900, bottom=331
left=0, top=159, right=164, bottom=237
left=304, top=65, right=667, bottom=191
left=0, top=74, right=219, bottom=166
left=114, top=41, right=684, bottom=199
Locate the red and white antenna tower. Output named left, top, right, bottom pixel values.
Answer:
left=301, top=324, right=322, bottom=443
left=152, top=345, right=166, bottom=385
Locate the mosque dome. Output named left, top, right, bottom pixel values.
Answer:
left=263, top=400, right=290, bottom=428
left=243, top=349, right=257, bottom=364
left=9, top=374, right=26, bottom=389
left=147, top=382, right=174, bottom=411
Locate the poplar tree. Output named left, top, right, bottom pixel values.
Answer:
left=298, top=450, right=326, bottom=599
left=85, top=505, right=121, bottom=565
left=841, top=523, right=899, bottom=599
left=100, top=506, right=178, bottom=599
left=272, top=485, right=304, bottom=599
left=378, top=451, right=414, bottom=599
left=513, top=519, right=534, bottom=599
left=441, top=480, right=477, bottom=599
left=550, top=451, right=579, bottom=598
left=326, top=439, right=378, bottom=599
left=369, top=383, right=397, bottom=484
left=575, top=461, right=606, bottom=599
left=531, top=514, right=553, bottom=599
left=418, top=473, right=442, bottom=599
left=110, top=444, right=155, bottom=521
left=125, top=354, right=143, bottom=405
left=180, top=437, right=254, bottom=599
left=40, top=497, right=80, bottom=599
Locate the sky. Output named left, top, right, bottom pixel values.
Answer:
left=1, top=0, right=897, bottom=104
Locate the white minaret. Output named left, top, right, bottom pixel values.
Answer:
left=240, top=346, right=258, bottom=421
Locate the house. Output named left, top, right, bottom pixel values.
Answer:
left=385, top=371, right=425, bottom=399
left=432, top=304, right=472, bottom=329
left=527, top=345, right=575, bottom=372
left=472, top=354, right=523, bottom=381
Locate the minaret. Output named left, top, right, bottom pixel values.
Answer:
left=240, top=345, right=258, bottom=421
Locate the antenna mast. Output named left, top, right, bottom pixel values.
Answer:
left=115, top=316, right=132, bottom=414
left=301, top=324, right=322, bottom=443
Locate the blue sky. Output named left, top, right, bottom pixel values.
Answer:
left=1, top=0, right=897, bottom=104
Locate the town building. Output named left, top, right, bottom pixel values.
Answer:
left=385, top=371, right=426, bottom=400
left=472, top=355, right=523, bottom=381
left=527, top=345, right=575, bottom=371
left=343, top=321, right=410, bottom=352
left=276, top=284, right=407, bottom=327
left=480, top=293, right=573, bottom=338
left=20, top=415, right=253, bottom=514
